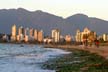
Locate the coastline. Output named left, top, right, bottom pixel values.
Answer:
left=44, top=44, right=108, bottom=59
left=1, top=43, right=108, bottom=59
left=1, top=43, right=108, bottom=71
left=43, top=44, right=108, bottom=72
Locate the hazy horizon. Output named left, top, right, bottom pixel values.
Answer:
left=0, top=0, right=108, bottom=20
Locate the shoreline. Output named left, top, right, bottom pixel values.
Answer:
left=43, top=45, right=108, bottom=72
left=1, top=43, right=108, bottom=59
left=44, top=44, right=108, bottom=59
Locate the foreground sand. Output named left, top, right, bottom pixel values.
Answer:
left=44, top=45, right=108, bottom=59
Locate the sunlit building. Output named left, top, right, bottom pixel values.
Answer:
left=75, top=29, right=81, bottom=42
left=29, top=28, right=34, bottom=37
left=24, top=35, right=29, bottom=42
left=81, top=27, right=91, bottom=42
left=17, top=26, right=25, bottom=41
left=18, top=26, right=24, bottom=36
left=38, top=30, right=43, bottom=42
left=24, top=28, right=29, bottom=36
left=102, top=34, right=108, bottom=41
left=24, top=28, right=29, bottom=42
left=75, top=27, right=96, bottom=42
left=34, top=29, right=38, bottom=41
left=52, top=29, right=60, bottom=43
left=29, top=28, right=34, bottom=41
left=11, top=24, right=17, bottom=41
left=65, top=35, right=72, bottom=43
left=16, top=35, right=20, bottom=41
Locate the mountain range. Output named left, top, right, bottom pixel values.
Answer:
left=0, top=8, right=108, bottom=36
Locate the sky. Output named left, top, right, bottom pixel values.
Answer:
left=0, top=0, right=108, bottom=20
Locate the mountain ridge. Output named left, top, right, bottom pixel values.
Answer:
left=0, top=8, right=108, bottom=36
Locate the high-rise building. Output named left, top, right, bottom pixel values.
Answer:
left=24, top=35, right=29, bottom=42
left=18, top=26, right=24, bottom=36
left=29, top=28, right=35, bottom=41
left=24, top=28, right=29, bottom=42
left=103, top=34, right=108, bottom=41
left=75, top=29, right=81, bottom=42
left=24, top=28, right=29, bottom=36
left=11, top=24, right=17, bottom=41
left=18, top=26, right=24, bottom=41
left=29, top=28, right=34, bottom=37
left=34, top=29, right=38, bottom=41
left=52, top=29, right=60, bottom=43
left=38, top=30, right=43, bottom=42
left=81, top=27, right=91, bottom=42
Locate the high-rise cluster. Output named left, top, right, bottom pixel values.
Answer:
left=10, top=24, right=80, bottom=44
left=11, top=24, right=43, bottom=43
left=10, top=24, right=73, bottom=44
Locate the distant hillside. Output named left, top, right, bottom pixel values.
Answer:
left=0, top=8, right=108, bottom=36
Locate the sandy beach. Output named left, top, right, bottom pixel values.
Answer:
left=44, top=45, right=108, bottom=59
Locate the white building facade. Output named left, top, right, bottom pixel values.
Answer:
left=52, top=29, right=60, bottom=43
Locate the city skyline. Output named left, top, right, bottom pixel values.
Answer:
left=0, top=0, right=108, bottom=20
left=1, top=24, right=108, bottom=44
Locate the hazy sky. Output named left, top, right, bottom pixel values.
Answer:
left=0, top=0, right=108, bottom=20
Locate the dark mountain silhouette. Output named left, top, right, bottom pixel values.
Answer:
left=0, top=8, right=108, bottom=36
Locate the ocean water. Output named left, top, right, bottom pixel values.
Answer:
left=0, top=44, right=70, bottom=72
